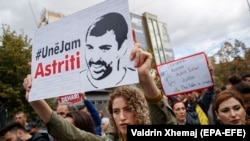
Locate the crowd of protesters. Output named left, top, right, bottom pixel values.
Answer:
left=1, top=26, right=250, bottom=141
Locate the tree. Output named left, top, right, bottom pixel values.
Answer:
left=244, top=48, right=250, bottom=70
left=213, top=39, right=249, bottom=88
left=0, top=24, right=32, bottom=122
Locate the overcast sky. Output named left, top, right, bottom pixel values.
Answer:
left=0, top=0, right=250, bottom=59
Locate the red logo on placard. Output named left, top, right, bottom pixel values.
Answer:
left=58, top=93, right=82, bottom=104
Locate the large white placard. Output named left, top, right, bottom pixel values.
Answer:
left=29, top=0, right=138, bottom=101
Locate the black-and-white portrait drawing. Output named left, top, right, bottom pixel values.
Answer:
left=81, top=12, right=136, bottom=90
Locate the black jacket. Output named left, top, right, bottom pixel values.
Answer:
left=27, top=133, right=50, bottom=141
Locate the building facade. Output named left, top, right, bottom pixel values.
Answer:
left=141, top=12, right=175, bottom=65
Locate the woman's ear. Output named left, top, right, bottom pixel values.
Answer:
left=215, top=111, right=220, bottom=121
left=16, top=129, right=24, bottom=138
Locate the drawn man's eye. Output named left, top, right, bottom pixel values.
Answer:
left=86, top=45, right=93, bottom=50
left=100, top=45, right=111, bottom=51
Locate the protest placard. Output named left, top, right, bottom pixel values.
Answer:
left=157, top=52, right=214, bottom=96
left=29, top=0, right=138, bottom=101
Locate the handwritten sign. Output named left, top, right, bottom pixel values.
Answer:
left=29, top=0, right=138, bottom=102
left=157, top=52, right=213, bottom=96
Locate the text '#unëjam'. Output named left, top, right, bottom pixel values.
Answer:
left=34, top=39, right=81, bottom=79
left=40, top=39, right=81, bottom=59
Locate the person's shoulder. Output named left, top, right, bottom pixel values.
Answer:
left=105, top=132, right=119, bottom=141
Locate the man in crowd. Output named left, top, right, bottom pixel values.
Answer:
left=14, top=111, right=29, bottom=128
left=0, top=122, right=49, bottom=141
left=56, top=102, right=77, bottom=118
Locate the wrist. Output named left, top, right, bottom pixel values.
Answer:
left=145, top=91, right=162, bottom=103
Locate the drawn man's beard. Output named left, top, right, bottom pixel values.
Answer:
left=88, top=60, right=112, bottom=80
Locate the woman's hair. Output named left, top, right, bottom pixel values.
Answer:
left=65, top=111, right=95, bottom=134
left=107, top=86, right=150, bottom=135
left=213, top=90, right=246, bottom=113
left=171, top=100, right=185, bottom=109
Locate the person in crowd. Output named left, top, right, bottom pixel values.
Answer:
left=169, top=93, right=187, bottom=105
left=171, top=100, right=197, bottom=125
left=22, top=30, right=176, bottom=141
left=213, top=90, right=247, bottom=125
left=241, top=73, right=250, bottom=86
left=14, top=111, right=29, bottom=128
left=65, top=111, right=96, bottom=134
left=25, top=121, right=55, bottom=141
left=228, top=74, right=242, bottom=86
left=207, top=87, right=221, bottom=125
left=25, top=121, right=40, bottom=134
left=56, top=102, right=77, bottom=118
left=208, top=74, right=250, bottom=125
left=101, top=117, right=110, bottom=136
left=228, top=74, right=250, bottom=124
left=78, top=93, right=101, bottom=136
left=98, top=109, right=105, bottom=119
left=220, top=83, right=232, bottom=91
left=185, top=88, right=214, bottom=125
left=0, top=122, right=50, bottom=141
left=233, top=87, right=250, bottom=124
left=106, top=86, right=151, bottom=139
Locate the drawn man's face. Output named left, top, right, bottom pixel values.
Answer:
left=85, top=30, right=120, bottom=80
